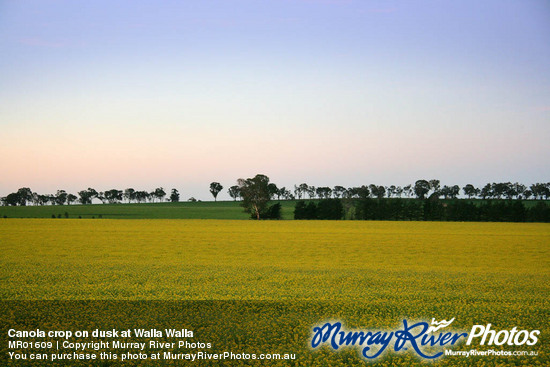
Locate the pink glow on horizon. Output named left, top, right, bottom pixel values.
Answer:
left=1, top=126, right=546, bottom=199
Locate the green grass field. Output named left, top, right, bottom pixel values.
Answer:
left=0, top=200, right=295, bottom=220
left=0, top=199, right=545, bottom=221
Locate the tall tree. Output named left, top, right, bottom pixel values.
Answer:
left=31, top=192, right=40, bottom=206
left=347, top=187, right=359, bottom=198
left=441, top=185, right=459, bottom=199
left=67, top=194, right=77, bottom=205
left=277, top=187, right=292, bottom=200
left=369, top=185, right=384, bottom=199
left=170, top=188, right=180, bottom=202
left=135, top=191, right=149, bottom=203
left=97, top=192, right=107, bottom=204
left=395, top=186, right=403, bottom=198
left=306, top=185, right=316, bottom=199
left=356, top=185, right=370, bottom=199
left=5, top=193, right=20, bottom=206
left=297, top=183, right=309, bottom=199
left=504, top=183, right=517, bottom=200
left=36, top=194, right=49, bottom=206
left=429, top=179, right=440, bottom=199
left=55, top=190, right=68, bottom=205
left=463, top=184, right=478, bottom=199
left=267, top=183, right=279, bottom=199
left=492, top=182, right=508, bottom=199
left=154, top=187, right=166, bottom=202
left=104, top=189, right=123, bottom=203
left=237, top=174, right=271, bottom=220
left=513, top=183, right=526, bottom=199
left=530, top=183, right=549, bottom=200
left=414, top=180, right=431, bottom=199
left=449, top=185, right=460, bottom=199
left=228, top=185, right=241, bottom=201
left=293, top=185, right=300, bottom=199
left=209, top=182, right=223, bottom=202
left=403, top=184, right=412, bottom=198
left=124, top=188, right=135, bottom=203
left=16, top=187, right=33, bottom=206
left=78, top=188, right=98, bottom=205
left=480, top=184, right=492, bottom=199
left=333, top=186, right=346, bottom=198
left=429, top=179, right=440, bottom=193
left=387, top=185, right=396, bottom=198
left=316, top=187, right=332, bottom=199
left=275, top=187, right=284, bottom=200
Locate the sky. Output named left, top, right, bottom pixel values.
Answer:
left=1, top=0, right=549, bottom=200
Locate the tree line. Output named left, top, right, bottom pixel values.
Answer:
left=293, top=198, right=550, bottom=222
left=1, top=175, right=549, bottom=222
left=224, top=180, right=550, bottom=201
left=0, top=187, right=181, bottom=206
left=1, top=179, right=549, bottom=207
left=230, top=175, right=550, bottom=222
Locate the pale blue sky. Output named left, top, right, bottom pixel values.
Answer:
left=1, top=0, right=549, bottom=199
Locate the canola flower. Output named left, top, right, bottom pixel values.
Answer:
left=0, top=219, right=548, bottom=366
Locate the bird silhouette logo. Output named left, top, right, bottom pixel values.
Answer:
left=426, top=318, right=455, bottom=333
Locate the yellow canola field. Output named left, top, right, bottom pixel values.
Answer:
left=1, top=219, right=549, bottom=366
left=1, top=219, right=548, bottom=300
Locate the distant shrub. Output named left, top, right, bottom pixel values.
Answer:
left=293, top=201, right=308, bottom=219
left=253, top=203, right=281, bottom=220
left=527, top=201, right=550, bottom=222
left=294, top=199, right=342, bottom=220
left=264, top=203, right=282, bottom=220
left=305, top=202, right=317, bottom=219
left=293, top=201, right=317, bottom=219
left=317, top=199, right=343, bottom=220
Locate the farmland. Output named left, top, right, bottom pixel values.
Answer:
left=1, top=219, right=549, bottom=365
left=0, top=201, right=296, bottom=220
left=0, top=199, right=546, bottom=221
